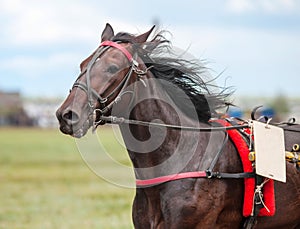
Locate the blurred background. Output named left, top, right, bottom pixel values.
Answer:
left=0, top=0, right=299, bottom=228
left=1, top=0, right=299, bottom=125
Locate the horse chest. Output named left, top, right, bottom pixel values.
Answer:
left=134, top=181, right=220, bottom=228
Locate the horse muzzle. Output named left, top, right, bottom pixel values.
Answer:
left=56, top=107, right=93, bottom=138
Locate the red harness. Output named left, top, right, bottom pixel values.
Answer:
left=214, top=119, right=275, bottom=217
left=135, top=119, right=275, bottom=217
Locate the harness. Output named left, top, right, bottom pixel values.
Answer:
left=72, top=40, right=300, bottom=229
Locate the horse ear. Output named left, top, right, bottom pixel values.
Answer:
left=101, top=23, right=114, bottom=41
left=134, top=25, right=155, bottom=43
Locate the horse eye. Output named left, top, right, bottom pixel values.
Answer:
left=107, top=65, right=119, bottom=74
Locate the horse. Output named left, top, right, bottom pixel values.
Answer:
left=56, top=23, right=300, bottom=228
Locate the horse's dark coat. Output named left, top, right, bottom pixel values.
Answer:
left=56, top=24, right=300, bottom=228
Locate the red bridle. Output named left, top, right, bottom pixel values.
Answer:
left=72, top=40, right=138, bottom=130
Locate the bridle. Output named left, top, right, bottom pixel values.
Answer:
left=72, top=39, right=250, bottom=132
left=71, top=40, right=299, bottom=133
left=72, top=40, right=143, bottom=127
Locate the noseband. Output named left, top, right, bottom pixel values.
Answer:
left=72, top=41, right=142, bottom=127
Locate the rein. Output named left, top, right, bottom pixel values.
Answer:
left=99, top=115, right=250, bottom=132
left=97, top=114, right=299, bottom=188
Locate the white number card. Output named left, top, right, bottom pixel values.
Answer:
left=252, top=120, right=286, bottom=182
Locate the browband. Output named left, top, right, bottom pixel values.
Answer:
left=100, top=41, right=133, bottom=62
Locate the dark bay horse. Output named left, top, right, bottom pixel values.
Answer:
left=56, top=23, right=300, bottom=228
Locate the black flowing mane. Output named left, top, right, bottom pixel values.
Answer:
left=113, top=31, right=231, bottom=122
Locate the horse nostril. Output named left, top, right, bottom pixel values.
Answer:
left=62, top=109, right=80, bottom=125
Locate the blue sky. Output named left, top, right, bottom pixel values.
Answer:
left=0, top=0, right=299, bottom=98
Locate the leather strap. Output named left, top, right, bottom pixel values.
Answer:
left=136, top=171, right=207, bottom=187
left=100, top=41, right=133, bottom=62
left=136, top=171, right=255, bottom=187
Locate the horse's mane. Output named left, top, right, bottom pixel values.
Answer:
left=113, top=31, right=232, bottom=122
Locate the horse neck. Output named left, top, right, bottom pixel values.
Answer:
left=118, top=72, right=212, bottom=179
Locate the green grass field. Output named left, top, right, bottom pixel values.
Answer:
left=0, top=127, right=135, bottom=229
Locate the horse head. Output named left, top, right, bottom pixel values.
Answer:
left=56, top=23, right=155, bottom=138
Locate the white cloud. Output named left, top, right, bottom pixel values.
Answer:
left=226, top=0, right=298, bottom=14
left=0, top=0, right=102, bottom=45
left=0, top=0, right=299, bottom=97
left=226, top=0, right=255, bottom=13
left=261, top=0, right=296, bottom=13
left=0, top=0, right=152, bottom=46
